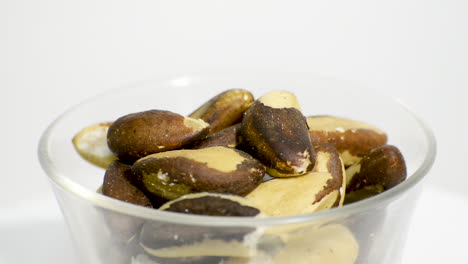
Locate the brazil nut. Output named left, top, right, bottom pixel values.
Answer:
left=107, top=110, right=210, bottom=163
left=131, top=146, right=265, bottom=200
left=307, top=115, right=387, bottom=167
left=139, top=193, right=265, bottom=258
left=189, top=89, right=254, bottom=135
left=72, top=122, right=117, bottom=169
left=192, top=124, right=241, bottom=149
left=239, top=91, right=315, bottom=177
left=345, top=145, right=407, bottom=203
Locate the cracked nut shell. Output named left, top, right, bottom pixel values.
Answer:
left=107, top=110, right=209, bottom=163
left=239, top=91, right=315, bottom=177
left=132, top=146, right=265, bottom=200
left=189, top=89, right=254, bottom=135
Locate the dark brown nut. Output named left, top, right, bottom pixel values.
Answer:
left=189, top=89, right=254, bottom=135
left=271, top=224, right=359, bottom=263
left=239, top=91, right=315, bottom=177
left=192, top=124, right=241, bottom=149
left=346, top=145, right=407, bottom=197
left=307, top=115, right=387, bottom=167
left=246, top=171, right=342, bottom=217
left=311, top=143, right=346, bottom=207
left=102, top=160, right=153, bottom=207
left=107, top=110, right=209, bottom=163
left=132, top=146, right=265, bottom=200
left=72, top=122, right=117, bottom=168
left=139, top=193, right=264, bottom=258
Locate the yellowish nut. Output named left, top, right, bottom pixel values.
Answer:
left=307, top=116, right=387, bottom=167
left=132, top=146, right=266, bottom=200
left=139, top=193, right=265, bottom=259
left=107, top=110, right=210, bottom=163
left=72, top=122, right=118, bottom=169
left=192, top=124, right=241, bottom=149
left=246, top=171, right=342, bottom=217
left=272, top=224, right=359, bottom=264
left=189, top=89, right=254, bottom=135
left=239, top=91, right=315, bottom=177
left=345, top=145, right=407, bottom=202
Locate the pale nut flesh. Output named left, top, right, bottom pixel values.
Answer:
left=271, top=224, right=359, bottom=264
left=239, top=91, right=315, bottom=177
left=307, top=116, right=387, bottom=167
left=245, top=171, right=342, bottom=217
left=107, top=110, right=210, bottom=163
left=189, top=89, right=254, bottom=135
left=131, top=146, right=265, bottom=200
left=345, top=144, right=407, bottom=203
left=139, top=193, right=265, bottom=258
left=72, top=122, right=117, bottom=169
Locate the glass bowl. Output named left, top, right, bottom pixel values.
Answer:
left=38, top=72, right=436, bottom=264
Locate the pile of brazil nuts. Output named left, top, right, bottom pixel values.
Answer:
left=73, top=89, right=407, bottom=263
left=73, top=88, right=407, bottom=215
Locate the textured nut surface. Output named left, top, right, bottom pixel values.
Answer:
left=346, top=145, right=407, bottom=196
left=72, top=122, right=117, bottom=168
left=139, top=194, right=264, bottom=258
left=246, top=171, right=341, bottom=217
left=132, top=146, right=265, bottom=200
left=192, top=124, right=241, bottom=149
left=307, top=116, right=387, bottom=166
left=107, top=110, right=209, bottom=163
left=272, top=224, right=359, bottom=264
left=102, top=161, right=152, bottom=207
left=239, top=91, right=315, bottom=177
left=189, top=89, right=254, bottom=135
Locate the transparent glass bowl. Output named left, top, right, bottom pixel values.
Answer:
left=38, top=73, right=436, bottom=264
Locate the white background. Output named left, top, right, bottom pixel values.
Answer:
left=1, top=0, right=467, bottom=263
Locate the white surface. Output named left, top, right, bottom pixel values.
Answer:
left=1, top=1, right=467, bottom=263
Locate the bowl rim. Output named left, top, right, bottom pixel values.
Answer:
left=38, top=72, right=437, bottom=227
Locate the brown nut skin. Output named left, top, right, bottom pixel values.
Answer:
left=239, top=91, right=315, bottom=177
left=307, top=116, right=387, bottom=167
left=346, top=144, right=407, bottom=195
left=191, top=124, right=241, bottom=149
left=107, top=110, right=209, bottom=163
left=132, top=146, right=266, bottom=200
left=189, top=89, right=254, bottom=135
left=102, top=160, right=153, bottom=207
